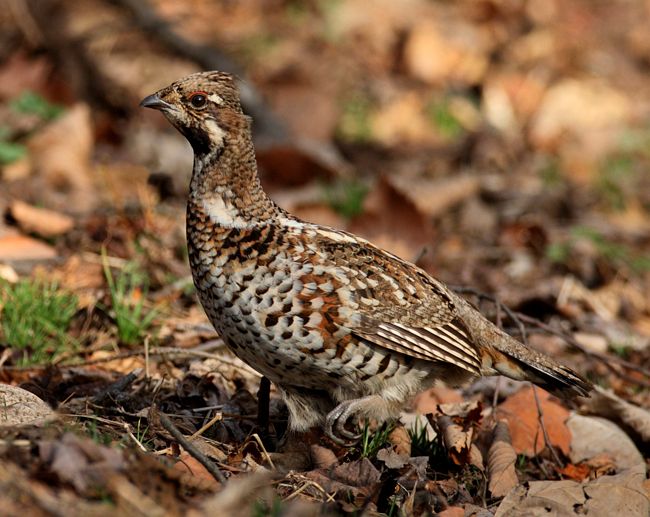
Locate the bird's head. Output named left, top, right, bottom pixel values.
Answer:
left=140, top=71, right=246, bottom=156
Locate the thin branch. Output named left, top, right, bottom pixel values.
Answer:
left=450, top=285, right=650, bottom=385
left=158, top=410, right=227, bottom=484
left=108, top=0, right=287, bottom=144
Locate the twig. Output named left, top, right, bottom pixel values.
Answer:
left=531, top=386, right=563, bottom=469
left=108, top=0, right=287, bottom=143
left=158, top=410, right=227, bottom=484
left=251, top=433, right=275, bottom=470
left=190, top=411, right=223, bottom=439
left=514, top=312, right=650, bottom=378
left=451, top=285, right=650, bottom=385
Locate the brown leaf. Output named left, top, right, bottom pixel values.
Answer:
left=496, top=386, right=571, bottom=457
left=349, top=175, right=433, bottom=261
left=387, top=173, right=480, bottom=220
left=172, top=451, right=220, bottom=490
left=388, top=425, right=411, bottom=457
left=434, top=401, right=484, bottom=467
left=376, top=447, right=409, bottom=469
left=40, top=433, right=125, bottom=493
left=487, top=421, right=518, bottom=497
left=436, top=507, right=465, bottom=517
left=310, top=445, right=338, bottom=469
left=404, top=21, right=488, bottom=86
left=558, top=462, right=592, bottom=482
left=586, top=386, right=650, bottom=444
left=6, top=200, right=74, bottom=237
left=436, top=415, right=475, bottom=467
left=566, top=414, right=644, bottom=472
left=414, top=386, right=464, bottom=415
left=28, top=104, right=95, bottom=212
left=257, top=143, right=339, bottom=190
left=496, top=469, right=649, bottom=516
left=0, top=52, right=51, bottom=99
left=331, top=458, right=381, bottom=487
left=0, top=233, right=57, bottom=261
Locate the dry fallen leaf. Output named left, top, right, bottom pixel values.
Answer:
left=487, top=421, right=519, bottom=498
left=566, top=414, right=644, bottom=472
left=28, top=104, right=95, bottom=212
left=413, top=386, right=464, bottom=415
left=388, top=425, right=412, bottom=457
left=376, top=447, right=409, bottom=470
left=310, top=445, right=338, bottom=469
left=39, top=433, right=125, bottom=493
left=585, top=386, right=650, bottom=444
left=172, top=451, right=220, bottom=490
left=387, top=173, right=480, bottom=220
left=496, top=386, right=571, bottom=457
left=404, top=20, right=488, bottom=86
left=436, top=507, right=465, bottom=517
left=0, top=233, right=57, bottom=262
left=6, top=200, right=74, bottom=237
left=349, top=175, right=434, bottom=261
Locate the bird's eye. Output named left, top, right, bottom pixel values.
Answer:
left=189, top=93, right=207, bottom=109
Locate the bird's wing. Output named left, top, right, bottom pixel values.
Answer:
left=305, top=225, right=483, bottom=375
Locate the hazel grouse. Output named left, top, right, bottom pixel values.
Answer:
left=141, top=71, right=591, bottom=443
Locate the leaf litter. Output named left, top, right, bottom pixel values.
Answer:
left=0, top=0, right=649, bottom=515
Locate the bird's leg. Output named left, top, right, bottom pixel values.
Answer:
left=325, top=395, right=387, bottom=445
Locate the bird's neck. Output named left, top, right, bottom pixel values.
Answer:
left=188, top=117, right=281, bottom=227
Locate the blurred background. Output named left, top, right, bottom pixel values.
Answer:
left=0, top=1, right=648, bottom=512
left=1, top=0, right=649, bottom=377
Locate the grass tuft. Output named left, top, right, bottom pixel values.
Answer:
left=0, top=279, right=78, bottom=364
left=359, top=421, right=394, bottom=458
left=101, top=252, right=159, bottom=345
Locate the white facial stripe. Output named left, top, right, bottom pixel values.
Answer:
left=204, top=119, right=227, bottom=147
left=208, top=93, right=224, bottom=105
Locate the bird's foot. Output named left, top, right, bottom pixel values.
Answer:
left=324, top=397, right=374, bottom=445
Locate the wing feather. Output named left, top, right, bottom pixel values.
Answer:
left=356, top=317, right=481, bottom=375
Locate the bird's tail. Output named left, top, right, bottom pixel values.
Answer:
left=450, top=290, right=592, bottom=398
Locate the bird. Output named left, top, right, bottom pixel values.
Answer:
left=140, top=71, right=592, bottom=444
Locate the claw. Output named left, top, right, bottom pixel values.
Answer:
left=325, top=400, right=363, bottom=445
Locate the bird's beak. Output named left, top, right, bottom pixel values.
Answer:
left=139, top=93, right=173, bottom=111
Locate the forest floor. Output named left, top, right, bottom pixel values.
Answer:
left=0, top=0, right=649, bottom=515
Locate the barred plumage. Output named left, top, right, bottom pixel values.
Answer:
left=141, top=71, right=592, bottom=443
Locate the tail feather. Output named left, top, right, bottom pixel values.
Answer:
left=495, top=351, right=592, bottom=398
left=449, top=288, right=593, bottom=398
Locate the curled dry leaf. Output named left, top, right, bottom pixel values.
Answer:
left=436, top=415, right=483, bottom=468
left=585, top=386, right=650, bottom=444
left=434, top=401, right=484, bottom=467
left=6, top=200, right=74, bottom=238
left=487, top=421, right=518, bottom=498
left=496, top=386, right=571, bottom=457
